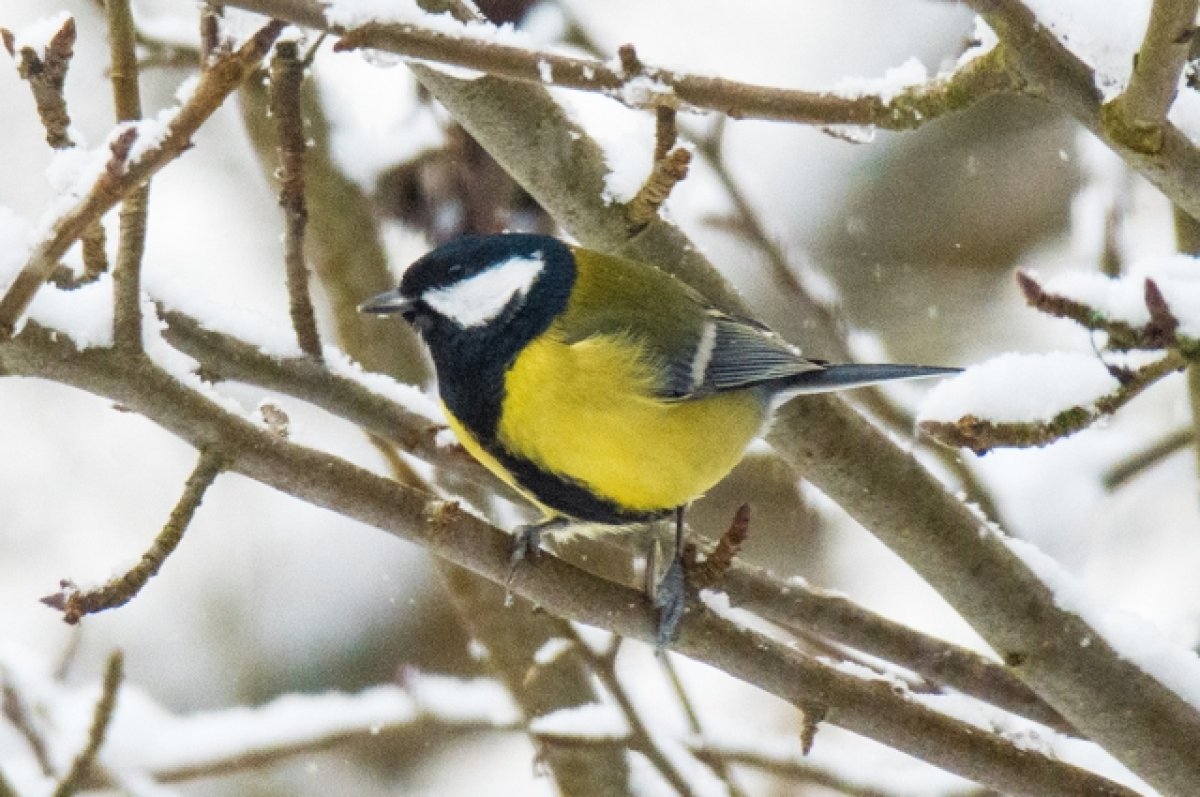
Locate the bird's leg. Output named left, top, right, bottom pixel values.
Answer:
left=654, top=506, right=688, bottom=648
left=507, top=517, right=568, bottom=597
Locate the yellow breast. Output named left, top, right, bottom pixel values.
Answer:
left=493, top=332, right=766, bottom=514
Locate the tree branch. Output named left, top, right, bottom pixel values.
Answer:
left=104, top=0, right=149, bottom=352
left=51, top=650, right=123, bottom=797
left=0, top=19, right=285, bottom=340
left=2, top=668, right=55, bottom=777
left=720, top=563, right=1076, bottom=735
left=232, top=0, right=1020, bottom=129
left=41, top=451, right=224, bottom=623
left=564, top=633, right=705, bottom=797
left=1103, top=426, right=1193, bottom=489
left=1, top=16, right=111, bottom=284
left=270, top=38, right=324, bottom=360
left=0, top=323, right=1139, bottom=797
left=921, top=351, right=1187, bottom=453
left=966, top=0, right=1200, bottom=230
left=1, top=17, right=76, bottom=149
left=1103, top=0, right=1199, bottom=153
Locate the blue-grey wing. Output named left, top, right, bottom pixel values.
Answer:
left=659, top=311, right=823, bottom=399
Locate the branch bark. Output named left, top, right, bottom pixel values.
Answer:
left=1103, top=0, right=1199, bottom=153
left=0, top=323, right=1140, bottom=797
left=0, top=20, right=285, bottom=340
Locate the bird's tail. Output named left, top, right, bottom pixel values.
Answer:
left=779, top=363, right=961, bottom=394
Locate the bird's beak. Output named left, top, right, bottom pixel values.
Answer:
left=358, top=288, right=415, bottom=315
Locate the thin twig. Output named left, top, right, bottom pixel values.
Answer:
left=564, top=631, right=706, bottom=797
left=1103, top=426, right=1193, bottom=489
left=200, top=4, right=225, bottom=65
left=106, top=0, right=149, bottom=352
left=626, top=148, right=691, bottom=230
left=689, top=503, right=750, bottom=589
left=42, top=451, right=224, bottom=623
left=51, top=650, right=124, bottom=797
left=1102, top=0, right=1199, bottom=153
left=653, top=105, right=678, bottom=163
left=2, top=17, right=111, bottom=284
left=1016, top=271, right=1179, bottom=350
left=2, top=668, right=56, bottom=776
left=271, top=38, right=323, bottom=360
left=316, top=15, right=1021, bottom=128
left=922, top=351, right=1187, bottom=453
left=1, top=17, right=76, bottom=148
left=0, top=19, right=286, bottom=340
left=657, top=653, right=751, bottom=797
left=153, top=305, right=481, bottom=480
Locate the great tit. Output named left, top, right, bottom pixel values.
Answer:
left=360, top=233, right=958, bottom=640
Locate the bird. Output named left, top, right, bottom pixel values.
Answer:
left=360, top=233, right=958, bottom=643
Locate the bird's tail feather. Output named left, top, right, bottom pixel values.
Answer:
left=779, top=363, right=961, bottom=394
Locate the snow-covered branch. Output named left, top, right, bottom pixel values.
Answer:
left=0, top=18, right=285, bottom=340
left=920, top=264, right=1198, bottom=452
left=0, top=320, right=1142, bottom=797
left=1102, top=0, right=1199, bottom=154
left=293, top=0, right=1021, bottom=130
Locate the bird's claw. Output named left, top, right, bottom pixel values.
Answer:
left=654, top=555, right=687, bottom=650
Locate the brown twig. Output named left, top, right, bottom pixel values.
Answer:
left=2, top=16, right=111, bottom=285
left=2, top=669, right=56, bottom=777
left=653, top=105, right=677, bottom=163
left=200, top=3, right=227, bottom=65
left=0, top=19, right=286, bottom=341
left=626, top=148, right=692, bottom=230
left=270, top=38, right=323, bottom=360
left=656, top=652, right=752, bottom=797
left=42, top=452, right=223, bottom=623
left=1102, top=0, right=1199, bottom=153
left=106, top=0, right=148, bottom=352
left=1, top=17, right=76, bottom=149
left=689, top=503, right=750, bottom=589
left=564, top=631, right=707, bottom=797
left=921, top=352, right=1187, bottom=454
left=1016, top=271, right=1179, bottom=350
left=315, top=12, right=1020, bottom=128
left=1103, top=426, right=1193, bottom=489
left=51, top=650, right=123, bottom=797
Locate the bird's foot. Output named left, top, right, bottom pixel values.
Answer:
left=654, top=554, right=687, bottom=650
left=505, top=518, right=566, bottom=605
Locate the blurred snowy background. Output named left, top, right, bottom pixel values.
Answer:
left=1, top=0, right=1196, bottom=795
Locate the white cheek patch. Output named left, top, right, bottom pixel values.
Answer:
left=422, top=254, right=545, bottom=327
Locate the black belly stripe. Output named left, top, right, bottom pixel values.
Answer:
left=489, top=444, right=672, bottom=525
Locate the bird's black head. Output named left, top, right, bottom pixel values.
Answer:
left=359, top=234, right=577, bottom=438
left=360, top=234, right=575, bottom=339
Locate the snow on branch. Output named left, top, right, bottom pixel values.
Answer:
left=214, top=0, right=1024, bottom=130
left=919, top=260, right=1200, bottom=453
left=0, top=18, right=286, bottom=341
